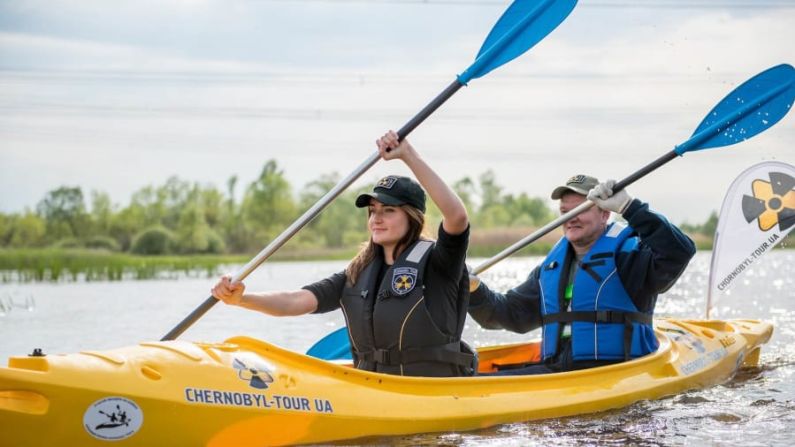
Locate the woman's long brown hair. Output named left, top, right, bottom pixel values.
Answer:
left=345, top=205, right=428, bottom=285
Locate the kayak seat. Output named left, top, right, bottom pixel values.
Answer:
left=475, top=341, right=542, bottom=374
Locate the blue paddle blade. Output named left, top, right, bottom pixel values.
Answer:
left=675, top=63, right=795, bottom=155
left=458, top=0, right=578, bottom=84
left=306, top=327, right=352, bottom=360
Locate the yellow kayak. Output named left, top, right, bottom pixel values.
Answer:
left=0, top=318, right=772, bottom=446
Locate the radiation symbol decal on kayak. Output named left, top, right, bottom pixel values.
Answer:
left=742, top=171, right=795, bottom=231
left=391, top=267, right=418, bottom=295
left=83, top=396, right=143, bottom=441
left=660, top=328, right=706, bottom=353
left=233, top=356, right=274, bottom=390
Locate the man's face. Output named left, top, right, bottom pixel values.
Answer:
left=559, top=192, right=610, bottom=251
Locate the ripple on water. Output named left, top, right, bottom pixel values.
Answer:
left=3, top=253, right=794, bottom=446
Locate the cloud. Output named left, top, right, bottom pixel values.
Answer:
left=0, top=31, right=276, bottom=72
left=0, top=2, right=792, bottom=224
left=501, top=9, right=794, bottom=79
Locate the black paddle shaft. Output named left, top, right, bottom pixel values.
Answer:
left=396, top=80, right=464, bottom=141
left=614, top=150, right=679, bottom=192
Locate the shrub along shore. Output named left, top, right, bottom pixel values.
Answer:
left=0, top=234, right=551, bottom=283
left=1, top=161, right=740, bottom=283
left=0, top=227, right=732, bottom=283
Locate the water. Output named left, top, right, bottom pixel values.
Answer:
left=1, top=251, right=794, bottom=445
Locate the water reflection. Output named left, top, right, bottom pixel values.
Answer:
left=0, top=251, right=793, bottom=445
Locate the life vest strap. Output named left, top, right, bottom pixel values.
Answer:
left=542, top=310, right=652, bottom=325
left=542, top=310, right=652, bottom=361
left=356, top=342, right=475, bottom=368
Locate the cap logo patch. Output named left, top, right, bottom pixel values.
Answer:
left=567, top=175, right=587, bottom=185
left=391, top=267, right=418, bottom=295
left=377, top=176, right=398, bottom=189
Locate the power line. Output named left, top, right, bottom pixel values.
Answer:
left=255, top=0, right=795, bottom=8
left=0, top=68, right=744, bottom=85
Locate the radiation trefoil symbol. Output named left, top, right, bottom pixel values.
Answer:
left=391, top=267, right=418, bottom=295
left=233, top=357, right=274, bottom=390
left=742, top=171, right=795, bottom=231
left=395, top=275, right=412, bottom=289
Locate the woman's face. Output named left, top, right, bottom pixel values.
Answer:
left=367, top=199, right=409, bottom=249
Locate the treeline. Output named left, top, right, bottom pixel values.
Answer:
left=0, top=160, right=569, bottom=256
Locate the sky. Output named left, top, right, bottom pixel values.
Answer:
left=0, top=0, right=793, bottom=225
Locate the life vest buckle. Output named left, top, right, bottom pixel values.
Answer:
left=595, top=311, right=618, bottom=323
left=373, top=349, right=392, bottom=364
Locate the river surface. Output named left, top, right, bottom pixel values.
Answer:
left=1, top=251, right=794, bottom=446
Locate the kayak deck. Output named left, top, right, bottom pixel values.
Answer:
left=0, top=318, right=773, bottom=446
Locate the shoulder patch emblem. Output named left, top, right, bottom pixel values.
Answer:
left=391, top=267, right=418, bottom=295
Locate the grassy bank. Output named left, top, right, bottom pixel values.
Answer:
left=0, top=232, right=551, bottom=283
left=0, top=247, right=368, bottom=283
left=468, top=226, right=558, bottom=257
left=0, top=249, right=245, bottom=282
left=0, top=228, right=744, bottom=283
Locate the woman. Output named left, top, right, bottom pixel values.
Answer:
left=212, top=130, right=474, bottom=377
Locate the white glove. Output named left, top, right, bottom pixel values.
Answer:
left=587, top=179, right=632, bottom=214
left=468, top=274, right=481, bottom=293
left=466, top=264, right=481, bottom=293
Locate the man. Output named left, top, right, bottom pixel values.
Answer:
left=468, top=175, right=696, bottom=375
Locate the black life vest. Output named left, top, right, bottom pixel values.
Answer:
left=340, top=240, right=475, bottom=377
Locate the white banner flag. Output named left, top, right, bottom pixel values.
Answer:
left=707, top=161, right=795, bottom=318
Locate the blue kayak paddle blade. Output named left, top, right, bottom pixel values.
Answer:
left=675, top=63, right=795, bottom=155
left=458, top=0, right=578, bottom=84
left=306, top=327, right=352, bottom=360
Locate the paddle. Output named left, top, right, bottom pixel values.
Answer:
left=161, top=0, right=579, bottom=341
left=306, top=327, right=352, bottom=360
left=307, top=63, right=795, bottom=359
left=474, top=63, right=795, bottom=273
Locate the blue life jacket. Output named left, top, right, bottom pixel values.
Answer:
left=538, top=223, right=658, bottom=361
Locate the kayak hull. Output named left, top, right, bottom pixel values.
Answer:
left=0, top=318, right=773, bottom=446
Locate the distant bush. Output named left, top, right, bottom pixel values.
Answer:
left=131, top=226, right=175, bottom=255
left=84, top=235, right=121, bottom=252
left=204, top=229, right=226, bottom=254
left=51, top=237, right=82, bottom=249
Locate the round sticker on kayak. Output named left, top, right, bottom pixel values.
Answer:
left=83, top=396, right=143, bottom=441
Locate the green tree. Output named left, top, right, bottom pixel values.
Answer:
left=90, top=190, right=114, bottom=235
left=158, top=177, right=192, bottom=229
left=8, top=212, right=47, bottom=247
left=503, top=193, right=554, bottom=226
left=241, top=160, right=297, bottom=246
left=199, top=185, right=225, bottom=229
left=681, top=210, right=719, bottom=236
left=474, top=170, right=510, bottom=228
left=221, top=175, right=250, bottom=253
left=701, top=211, right=718, bottom=236
left=130, top=185, right=165, bottom=227
left=109, top=204, right=147, bottom=251
left=129, top=177, right=192, bottom=230
left=131, top=225, right=175, bottom=255
left=298, top=174, right=365, bottom=247
left=36, top=186, right=89, bottom=241
left=0, top=213, right=11, bottom=246
left=174, top=198, right=225, bottom=254
left=452, top=177, right=477, bottom=213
